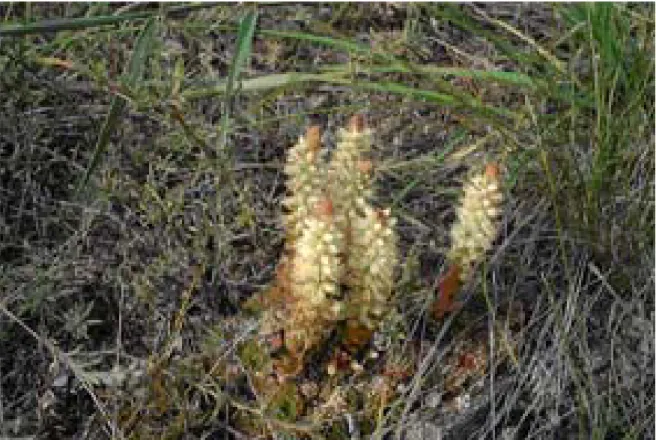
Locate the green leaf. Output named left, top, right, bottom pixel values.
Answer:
left=218, top=8, right=258, bottom=154
left=76, top=18, right=157, bottom=194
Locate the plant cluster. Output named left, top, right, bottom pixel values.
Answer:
left=235, top=116, right=507, bottom=436
left=252, top=115, right=399, bottom=377
left=234, top=115, right=409, bottom=435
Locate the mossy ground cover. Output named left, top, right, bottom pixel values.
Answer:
left=0, top=3, right=653, bottom=439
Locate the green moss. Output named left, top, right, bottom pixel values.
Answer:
left=267, top=383, right=304, bottom=422
left=238, top=339, right=269, bottom=372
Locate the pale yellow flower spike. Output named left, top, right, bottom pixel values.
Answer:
left=328, top=115, right=375, bottom=233
left=283, top=126, right=325, bottom=246
left=347, top=204, right=398, bottom=329
left=285, top=198, right=345, bottom=356
left=448, top=163, right=504, bottom=280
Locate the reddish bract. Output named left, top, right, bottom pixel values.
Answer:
left=432, top=264, right=463, bottom=319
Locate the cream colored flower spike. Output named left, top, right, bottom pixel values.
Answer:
left=285, top=198, right=345, bottom=355
left=283, top=126, right=325, bottom=245
left=347, top=203, right=398, bottom=329
left=328, top=115, right=375, bottom=231
left=448, top=163, right=504, bottom=280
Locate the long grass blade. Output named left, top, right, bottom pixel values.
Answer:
left=218, top=8, right=258, bottom=155
left=0, top=4, right=211, bottom=36
left=184, top=72, right=517, bottom=121
left=259, top=28, right=380, bottom=59
left=76, top=18, right=156, bottom=193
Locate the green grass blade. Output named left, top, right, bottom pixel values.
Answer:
left=76, top=18, right=157, bottom=194
left=184, top=72, right=517, bottom=121
left=225, top=9, right=258, bottom=101
left=218, top=8, right=258, bottom=154
left=0, top=11, right=153, bottom=36
left=125, top=22, right=155, bottom=86
left=353, top=65, right=537, bottom=88
left=0, top=4, right=211, bottom=36
left=259, top=28, right=382, bottom=58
